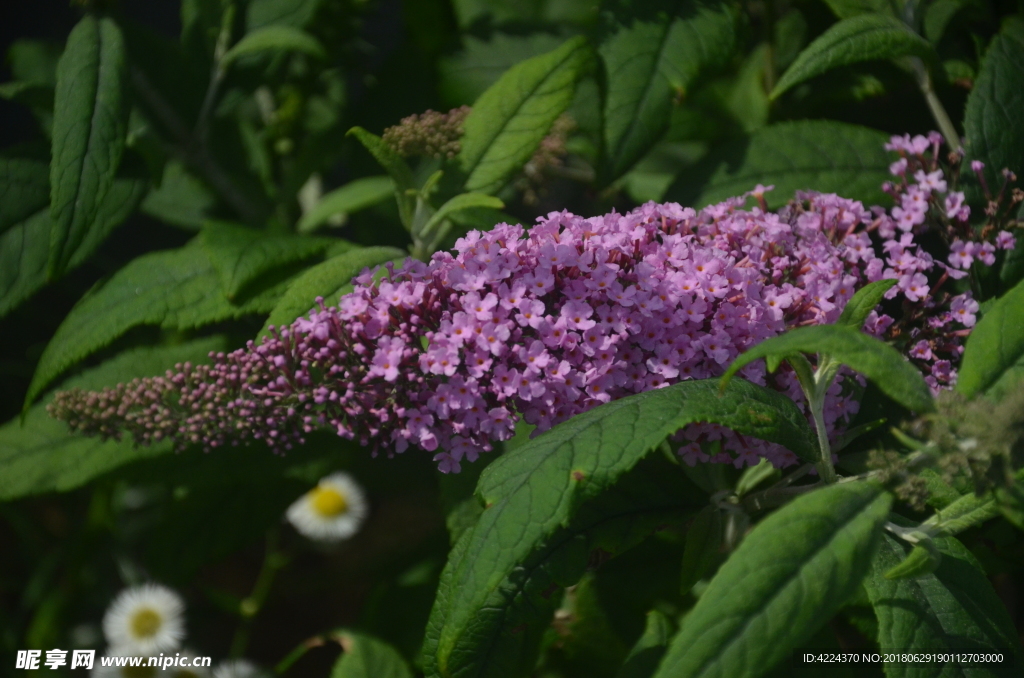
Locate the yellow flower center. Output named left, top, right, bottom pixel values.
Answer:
left=310, top=486, right=348, bottom=517
left=130, top=608, right=162, bottom=639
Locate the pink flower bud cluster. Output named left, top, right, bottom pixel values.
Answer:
left=381, top=106, right=471, bottom=159
left=49, top=132, right=1009, bottom=473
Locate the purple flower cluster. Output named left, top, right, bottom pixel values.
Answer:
left=871, top=132, right=1019, bottom=391
left=50, top=132, right=1015, bottom=473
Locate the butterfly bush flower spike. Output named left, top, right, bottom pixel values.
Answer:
left=50, top=132, right=1016, bottom=472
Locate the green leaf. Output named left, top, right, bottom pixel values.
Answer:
left=347, top=127, right=416, bottom=227
left=140, top=161, right=217, bottom=230
left=297, top=176, right=394, bottom=233
left=771, top=14, right=935, bottom=99
left=438, top=33, right=568, bottom=106
left=0, top=174, right=146, bottom=319
left=664, top=120, right=891, bottom=210
left=836, top=279, right=898, bottom=329
left=652, top=482, right=891, bottom=678
left=679, top=505, right=723, bottom=596
left=246, top=0, right=322, bottom=31
left=460, top=36, right=591, bottom=194
left=599, top=1, right=736, bottom=181
left=821, top=0, right=893, bottom=19
left=221, top=26, right=326, bottom=66
left=418, top=192, right=505, bottom=242
left=48, top=15, right=130, bottom=278
left=426, top=455, right=699, bottom=678
left=332, top=630, right=413, bottom=678
left=0, top=156, right=49, bottom=236
left=0, top=337, right=226, bottom=501
left=924, top=0, right=970, bottom=44
left=258, top=246, right=406, bottom=339
left=423, top=378, right=818, bottom=678
left=957, top=276, right=1024, bottom=398
left=8, top=39, right=61, bottom=85
left=883, top=543, right=940, bottom=580
left=721, top=325, right=935, bottom=414
left=735, top=458, right=780, bottom=497
left=964, top=18, right=1024, bottom=193
left=995, top=481, right=1024, bottom=530
left=199, top=221, right=335, bottom=299
left=923, top=487, right=1002, bottom=535
left=864, top=533, right=1022, bottom=674
left=616, top=610, right=675, bottom=678
left=24, top=240, right=288, bottom=409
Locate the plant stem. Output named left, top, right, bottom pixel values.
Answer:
left=195, top=3, right=236, bottom=146
left=229, top=528, right=288, bottom=658
left=809, top=402, right=838, bottom=484
left=130, top=67, right=264, bottom=224
left=274, top=633, right=343, bottom=675
left=911, top=58, right=960, bottom=151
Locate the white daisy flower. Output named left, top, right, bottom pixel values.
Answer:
left=102, top=583, right=186, bottom=655
left=213, top=659, right=270, bottom=678
left=286, top=472, right=368, bottom=542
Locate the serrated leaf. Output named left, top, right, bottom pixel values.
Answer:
left=772, top=14, right=935, bottom=99
left=24, top=240, right=289, bottom=409
left=0, top=174, right=146, bottom=319
left=995, top=481, right=1024, bottom=530
left=836, top=279, right=899, bottom=329
left=347, top=127, right=416, bottom=227
left=600, top=1, right=735, bottom=181
left=957, top=277, right=1024, bottom=398
left=721, top=325, right=935, bottom=414
left=140, top=161, right=216, bottom=230
left=439, top=33, right=568, bottom=106
left=419, top=192, right=505, bottom=241
left=821, top=0, right=893, bottom=19
left=258, top=245, right=406, bottom=339
left=964, top=18, right=1024, bottom=195
left=664, top=121, right=891, bottom=209
left=222, top=26, right=325, bottom=66
left=883, top=542, right=940, bottom=580
left=48, top=15, right=130, bottom=278
left=246, top=0, right=322, bottom=31
left=0, top=337, right=226, bottom=501
left=423, top=378, right=818, bottom=678
left=652, top=482, right=891, bottom=678
left=921, top=470, right=1024, bottom=534
left=679, top=505, right=723, bottom=596
left=864, top=532, right=1022, bottom=675
left=460, top=36, right=591, bottom=194
left=426, top=455, right=698, bottom=678
left=297, top=176, right=394, bottom=233
left=199, top=221, right=335, bottom=299
left=616, top=610, right=675, bottom=678
left=332, top=630, right=413, bottom=678
left=0, top=156, right=49, bottom=236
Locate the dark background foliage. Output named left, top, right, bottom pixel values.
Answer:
left=2, top=1, right=1024, bottom=677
